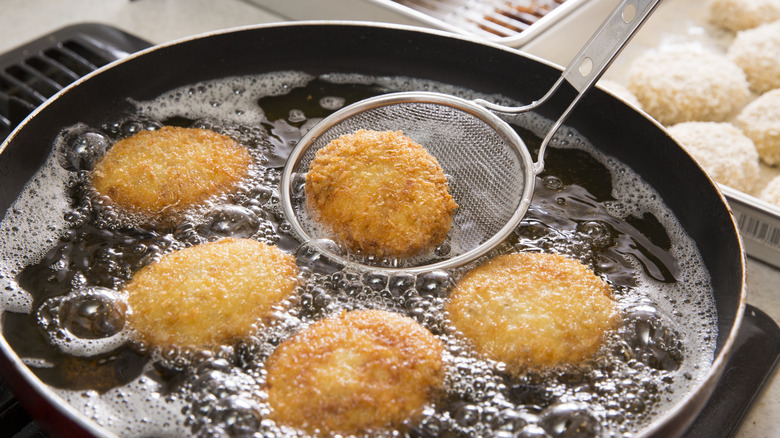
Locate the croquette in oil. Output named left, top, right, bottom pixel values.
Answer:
left=92, top=126, right=252, bottom=218
left=266, top=309, right=445, bottom=436
left=446, top=252, right=618, bottom=371
left=305, top=129, right=457, bottom=259
left=124, top=238, right=297, bottom=348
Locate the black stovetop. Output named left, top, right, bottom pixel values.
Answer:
left=1, top=23, right=779, bottom=438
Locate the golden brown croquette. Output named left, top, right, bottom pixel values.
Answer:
left=92, top=126, right=252, bottom=218
left=305, top=129, right=458, bottom=259
left=446, top=252, right=618, bottom=371
left=266, top=309, right=445, bottom=436
left=125, top=238, right=297, bottom=348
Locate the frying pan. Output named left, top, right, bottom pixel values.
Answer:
left=0, top=22, right=746, bottom=437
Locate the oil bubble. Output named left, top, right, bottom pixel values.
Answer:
left=61, top=289, right=126, bottom=339
left=622, top=304, right=684, bottom=371
left=362, top=271, right=388, bottom=291
left=55, top=124, right=110, bottom=172
left=576, top=221, right=616, bottom=249
left=290, top=173, right=307, bottom=199
left=388, top=273, right=416, bottom=296
left=542, top=175, right=563, bottom=190
left=288, top=109, right=306, bottom=123
left=319, top=96, right=345, bottom=111
left=35, top=287, right=129, bottom=357
left=198, top=205, right=260, bottom=238
left=295, top=240, right=344, bottom=274
left=539, top=403, right=601, bottom=437
left=415, top=270, right=453, bottom=297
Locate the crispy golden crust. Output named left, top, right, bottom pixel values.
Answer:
left=305, top=130, right=457, bottom=259
left=92, top=126, right=252, bottom=217
left=125, top=238, right=297, bottom=348
left=266, top=309, right=444, bottom=436
left=446, top=252, right=618, bottom=370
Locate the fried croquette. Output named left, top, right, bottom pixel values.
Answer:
left=446, top=252, right=618, bottom=370
left=305, top=129, right=458, bottom=259
left=125, top=238, right=297, bottom=348
left=92, top=126, right=252, bottom=218
left=627, top=47, right=750, bottom=125
left=266, top=309, right=444, bottom=436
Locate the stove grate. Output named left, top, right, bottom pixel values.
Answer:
left=0, top=24, right=150, bottom=144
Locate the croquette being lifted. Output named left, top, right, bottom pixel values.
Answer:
left=266, top=309, right=444, bottom=436
left=125, top=238, right=297, bottom=348
left=92, top=126, right=252, bottom=219
left=446, top=252, right=618, bottom=371
left=305, top=129, right=458, bottom=259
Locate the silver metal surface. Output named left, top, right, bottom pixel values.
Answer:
left=366, top=0, right=587, bottom=47
left=723, top=186, right=780, bottom=269
left=476, top=0, right=663, bottom=172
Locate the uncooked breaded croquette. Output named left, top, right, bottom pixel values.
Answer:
left=759, top=175, right=780, bottom=207
left=266, top=309, right=444, bottom=436
left=708, top=0, right=780, bottom=32
left=627, top=47, right=750, bottom=125
left=92, top=126, right=252, bottom=219
left=125, top=238, right=297, bottom=348
left=667, top=121, right=760, bottom=192
left=728, top=21, right=780, bottom=94
left=305, top=129, right=458, bottom=259
left=736, top=89, right=780, bottom=166
left=446, top=252, right=618, bottom=371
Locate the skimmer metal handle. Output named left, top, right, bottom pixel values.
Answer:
left=476, top=0, right=663, bottom=173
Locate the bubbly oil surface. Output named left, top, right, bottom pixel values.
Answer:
left=0, top=71, right=717, bottom=437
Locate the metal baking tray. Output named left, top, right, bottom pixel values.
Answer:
left=365, top=0, right=587, bottom=46
left=723, top=187, right=780, bottom=269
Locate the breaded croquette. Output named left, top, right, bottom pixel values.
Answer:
left=446, top=252, right=617, bottom=370
left=627, top=47, right=750, bottom=125
left=305, top=129, right=457, bottom=259
left=266, top=309, right=444, bottom=436
left=92, top=126, right=251, bottom=218
left=125, top=238, right=297, bottom=348
left=736, top=89, right=780, bottom=166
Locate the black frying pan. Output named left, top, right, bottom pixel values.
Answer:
left=0, top=22, right=746, bottom=437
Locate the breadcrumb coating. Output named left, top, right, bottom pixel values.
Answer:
left=266, top=309, right=444, bottom=436
left=305, top=129, right=457, bottom=259
left=92, top=126, right=251, bottom=219
left=759, top=175, right=780, bottom=207
left=708, top=0, right=780, bottom=32
left=728, top=21, right=780, bottom=94
left=627, top=47, right=750, bottom=125
left=446, top=252, right=618, bottom=371
left=668, top=121, right=760, bottom=191
left=736, top=89, right=780, bottom=166
left=125, top=238, right=297, bottom=348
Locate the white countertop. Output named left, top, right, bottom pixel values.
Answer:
left=1, top=0, right=778, bottom=437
